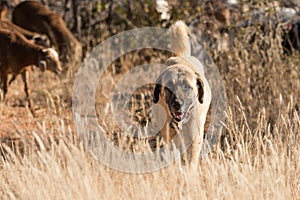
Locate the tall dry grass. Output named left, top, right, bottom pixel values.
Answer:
left=0, top=100, right=298, bottom=199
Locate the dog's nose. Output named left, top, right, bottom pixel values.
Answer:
left=172, top=100, right=181, bottom=110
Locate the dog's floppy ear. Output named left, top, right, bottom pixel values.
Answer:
left=197, top=78, right=204, bottom=104
left=153, top=84, right=161, bottom=103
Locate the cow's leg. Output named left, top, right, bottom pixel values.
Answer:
left=21, top=70, right=35, bottom=116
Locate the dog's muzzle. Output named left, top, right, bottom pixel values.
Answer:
left=170, top=95, right=199, bottom=125
left=171, top=100, right=184, bottom=122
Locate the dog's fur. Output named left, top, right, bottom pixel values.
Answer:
left=152, top=21, right=211, bottom=166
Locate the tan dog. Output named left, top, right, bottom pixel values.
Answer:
left=152, top=21, right=211, bottom=166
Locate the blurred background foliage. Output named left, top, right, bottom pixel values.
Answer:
left=3, top=0, right=299, bottom=131
left=40, top=0, right=299, bottom=128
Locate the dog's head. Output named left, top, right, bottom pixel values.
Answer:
left=153, top=66, right=204, bottom=123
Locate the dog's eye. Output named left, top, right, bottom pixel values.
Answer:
left=182, top=82, right=191, bottom=90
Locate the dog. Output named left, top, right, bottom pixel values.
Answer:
left=152, top=21, right=212, bottom=166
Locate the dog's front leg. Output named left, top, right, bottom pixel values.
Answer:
left=182, top=110, right=204, bottom=168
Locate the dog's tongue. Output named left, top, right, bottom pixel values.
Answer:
left=174, top=112, right=183, bottom=119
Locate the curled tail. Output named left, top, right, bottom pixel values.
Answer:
left=170, top=20, right=191, bottom=57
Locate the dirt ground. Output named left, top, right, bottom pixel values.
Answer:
left=0, top=69, right=76, bottom=152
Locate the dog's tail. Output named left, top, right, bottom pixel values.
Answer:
left=170, top=20, right=191, bottom=57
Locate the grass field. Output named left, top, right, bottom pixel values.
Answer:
left=0, top=1, right=299, bottom=199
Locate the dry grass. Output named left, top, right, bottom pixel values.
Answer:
left=0, top=1, right=299, bottom=199
left=0, top=102, right=298, bottom=199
